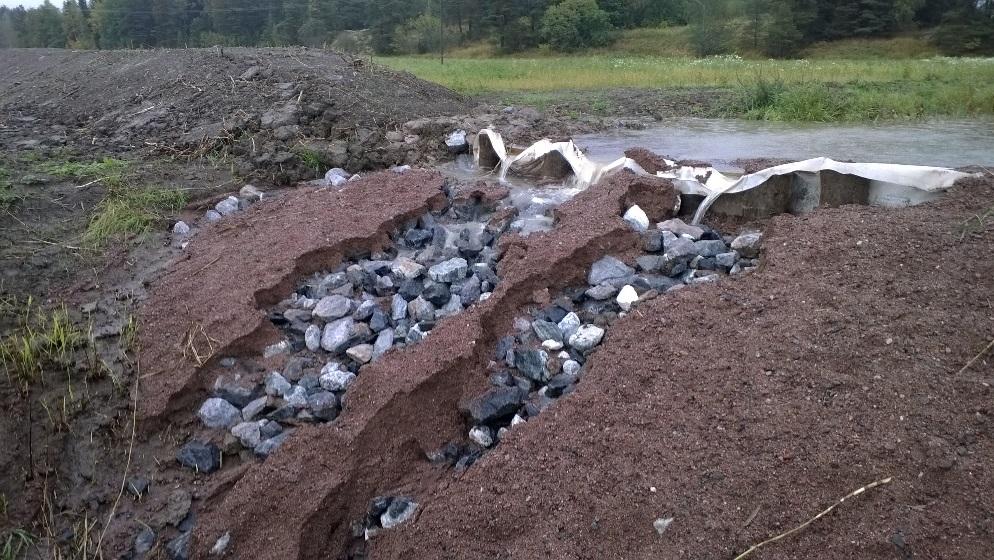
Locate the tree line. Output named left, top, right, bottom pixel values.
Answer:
left=0, top=0, right=991, bottom=56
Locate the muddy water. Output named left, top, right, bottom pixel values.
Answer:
left=444, top=154, right=584, bottom=234
left=575, top=118, right=994, bottom=169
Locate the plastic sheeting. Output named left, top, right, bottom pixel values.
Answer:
left=472, top=128, right=975, bottom=224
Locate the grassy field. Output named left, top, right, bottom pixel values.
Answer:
left=380, top=54, right=994, bottom=121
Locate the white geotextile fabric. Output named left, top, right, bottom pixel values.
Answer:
left=473, top=128, right=973, bottom=224
left=475, top=128, right=645, bottom=185
left=677, top=157, right=972, bottom=224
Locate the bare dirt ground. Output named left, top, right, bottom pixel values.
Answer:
left=2, top=47, right=993, bottom=560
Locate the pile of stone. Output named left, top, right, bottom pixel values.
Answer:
left=187, top=194, right=509, bottom=464
left=359, top=496, right=419, bottom=539
left=445, top=223, right=764, bottom=468
left=204, top=184, right=265, bottom=223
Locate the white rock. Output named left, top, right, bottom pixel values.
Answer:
left=616, top=285, right=639, bottom=311
left=210, top=532, right=231, bottom=556
left=198, top=398, right=241, bottom=428
left=324, top=168, right=349, bottom=187
left=215, top=196, right=240, bottom=216
left=569, top=324, right=605, bottom=353
left=205, top=210, right=222, bottom=222
left=557, top=312, right=581, bottom=340
left=231, top=421, right=261, bottom=448
left=653, top=517, right=674, bottom=535
left=469, top=426, right=494, bottom=448
left=284, top=385, right=308, bottom=408
left=511, top=414, right=527, bottom=426
left=623, top=205, right=650, bottom=232
left=319, top=367, right=356, bottom=392
left=541, top=339, right=564, bottom=351
left=304, top=324, right=322, bottom=352
left=390, top=257, right=425, bottom=280
left=562, top=360, right=581, bottom=376
left=263, top=340, right=291, bottom=359
left=239, top=184, right=264, bottom=201
left=390, top=165, right=412, bottom=173
left=264, top=371, right=291, bottom=397
left=172, top=221, right=191, bottom=236
left=313, top=295, right=352, bottom=320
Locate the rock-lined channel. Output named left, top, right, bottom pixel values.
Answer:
left=182, top=183, right=512, bottom=468
left=436, top=214, right=763, bottom=471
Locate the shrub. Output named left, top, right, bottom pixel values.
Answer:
left=541, top=0, right=617, bottom=52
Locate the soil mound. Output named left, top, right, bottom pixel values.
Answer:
left=0, top=48, right=471, bottom=179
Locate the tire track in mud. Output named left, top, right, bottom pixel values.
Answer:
left=186, top=172, right=679, bottom=559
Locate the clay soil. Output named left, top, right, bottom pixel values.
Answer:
left=123, top=165, right=994, bottom=560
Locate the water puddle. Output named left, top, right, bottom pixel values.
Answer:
left=575, top=117, right=994, bottom=169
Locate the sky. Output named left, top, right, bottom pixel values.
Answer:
left=1, top=0, right=49, bottom=8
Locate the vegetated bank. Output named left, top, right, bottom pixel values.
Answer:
left=380, top=55, right=994, bottom=122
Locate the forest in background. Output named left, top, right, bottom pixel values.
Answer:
left=0, top=0, right=992, bottom=57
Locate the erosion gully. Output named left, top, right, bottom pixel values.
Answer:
left=141, top=145, right=768, bottom=560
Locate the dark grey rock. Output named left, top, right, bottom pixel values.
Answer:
left=466, top=385, right=527, bottom=424
left=636, top=255, right=662, bottom=273
left=731, top=232, right=763, bottom=258
left=642, top=229, right=664, bottom=252
left=381, top=498, right=418, bottom=529
left=546, top=373, right=579, bottom=397
left=398, top=278, right=424, bottom=301
left=436, top=294, right=464, bottom=318
left=307, top=391, right=339, bottom=421
left=532, top=320, right=562, bottom=343
left=693, top=239, right=729, bottom=258
left=638, top=274, right=681, bottom=292
left=370, top=307, right=389, bottom=332
left=241, top=396, right=268, bottom=421
left=515, top=349, right=550, bottom=383
left=134, top=527, right=155, bottom=556
left=127, top=477, right=149, bottom=498
left=264, top=371, right=292, bottom=397
left=472, top=262, right=499, bottom=284
left=422, top=280, right=451, bottom=307
left=408, top=296, right=435, bottom=322
left=176, top=442, right=221, bottom=473
left=588, top=256, right=634, bottom=286
left=372, top=328, right=394, bottom=359
left=283, top=308, right=312, bottom=323
left=459, top=275, right=482, bottom=306
left=585, top=283, right=618, bottom=301
left=405, top=228, right=433, bottom=248
left=429, top=257, right=469, bottom=283
left=715, top=251, right=738, bottom=269
left=495, top=335, right=514, bottom=362
left=166, top=532, right=191, bottom=560
left=665, top=237, right=697, bottom=259
left=254, top=430, right=292, bottom=458
left=212, top=378, right=256, bottom=408
left=353, top=299, right=377, bottom=321
left=260, top=419, right=283, bottom=439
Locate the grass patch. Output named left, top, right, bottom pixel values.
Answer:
left=83, top=183, right=188, bottom=247
left=380, top=55, right=994, bottom=121
left=1, top=529, right=35, bottom=560
left=738, top=76, right=994, bottom=121
left=1, top=298, right=84, bottom=390
left=803, top=35, right=939, bottom=59
left=0, top=166, right=18, bottom=209
left=37, top=157, right=128, bottom=180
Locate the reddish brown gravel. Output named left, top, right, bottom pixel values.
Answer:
left=370, top=174, right=994, bottom=560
